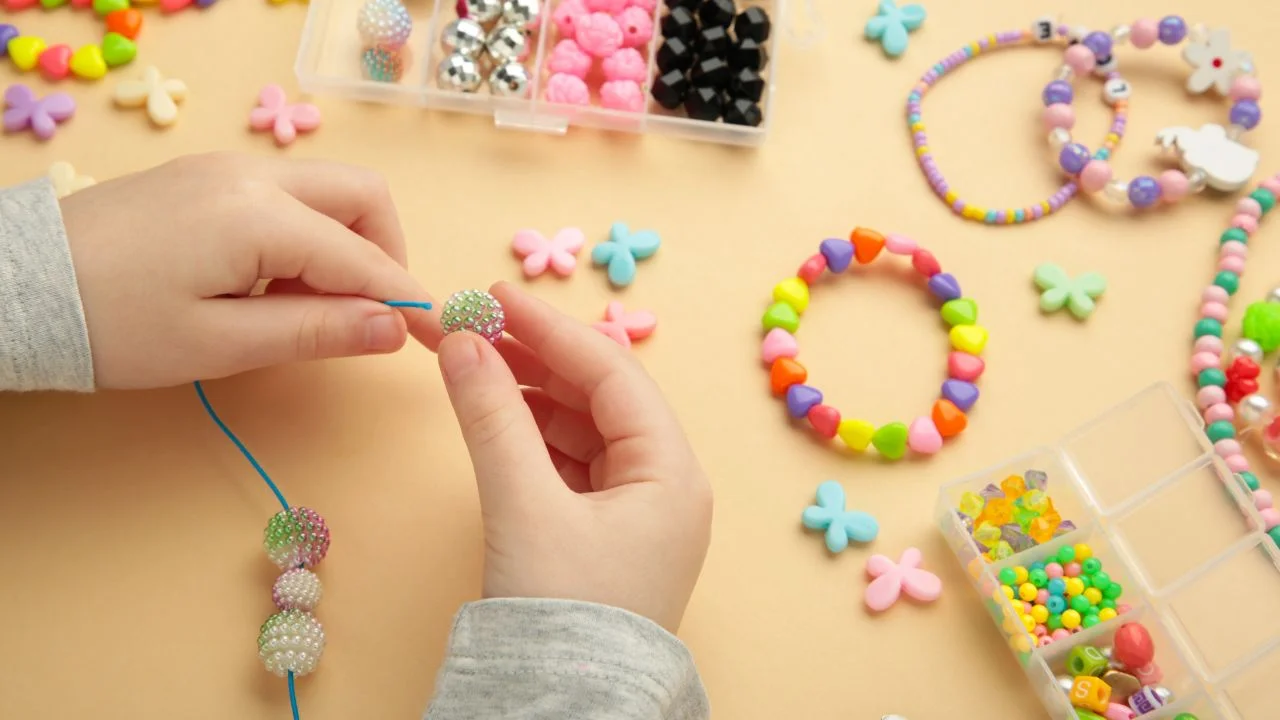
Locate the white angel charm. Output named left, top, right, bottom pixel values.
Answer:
left=1156, top=124, right=1259, bottom=192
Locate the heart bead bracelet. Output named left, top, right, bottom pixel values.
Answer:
left=760, top=228, right=986, bottom=459
left=0, top=0, right=140, bottom=81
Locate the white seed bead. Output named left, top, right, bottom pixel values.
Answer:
left=1048, top=128, right=1071, bottom=150
left=1104, top=180, right=1130, bottom=204
left=1111, top=24, right=1131, bottom=44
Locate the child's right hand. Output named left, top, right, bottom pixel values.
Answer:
left=436, top=283, right=713, bottom=633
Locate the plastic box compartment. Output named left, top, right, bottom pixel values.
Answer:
left=295, top=0, right=784, bottom=145
left=937, top=383, right=1280, bottom=720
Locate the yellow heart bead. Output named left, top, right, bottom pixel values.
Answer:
left=69, top=44, right=107, bottom=80
left=950, top=324, right=989, bottom=355
left=836, top=418, right=875, bottom=451
left=772, top=277, right=809, bottom=314
left=8, top=36, right=48, bottom=72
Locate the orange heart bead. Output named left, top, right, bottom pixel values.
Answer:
left=931, top=399, right=967, bottom=437
left=850, top=227, right=885, bottom=264
left=105, top=9, right=143, bottom=39
left=770, top=357, right=806, bottom=395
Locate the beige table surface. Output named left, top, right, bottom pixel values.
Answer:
left=1, top=0, right=1276, bottom=717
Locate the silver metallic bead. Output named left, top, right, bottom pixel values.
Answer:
left=501, top=0, right=540, bottom=29
left=489, top=62, right=530, bottom=97
left=1104, top=179, right=1130, bottom=203
left=463, top=0, right=503, bottom=23
left=1111, top=24, right=1131, bottom=44
left=1239, top=394, right=1274, bottom=429
left=1048, top=128, right=1071, bottom=150
left=1267, top=286, right=1280, bottom=303
left=1188, top=169, right=1208, bottom=193
left=437, top=52, right=483, bottom=92
left=441, top=18, right=487, bottom=57
left=1232, top=338, right=1264, bottom=364
left=486, top=24, right=529, bottom=63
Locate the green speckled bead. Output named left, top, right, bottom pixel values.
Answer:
left=1250, top=188, right=1276, bottom=214
left=1240, top=471, right=1260, bottom=491
left=1221, top=227, right=1248, bottom=245
left=1198, top=368, right=1226, bottom=388
left=1206, top=420, right=1236, bottom=442
left=1195, top=318, right=1223, bottom=338
left=1214, top=271, right=1240, bottom=295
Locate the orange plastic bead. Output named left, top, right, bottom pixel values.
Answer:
left=1069, top=676, right=1111, bottom=713
left=931, top=399, right=967, bottom=437
left=850, top=227, right=885, bottom=264
left=770, top=357, right=806, bottom=395
left=105, top=9, right=143, bottom=39
left=1028, top=516, right=1057, bottom=544
left=978, top=497, right=1014, bottom=525
left=1000, top=474, right=1027, bottom=499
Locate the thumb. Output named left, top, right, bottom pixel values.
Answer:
left=204, top=294, right=408, bottom=371
left=438, top=332, right=559, bottom=511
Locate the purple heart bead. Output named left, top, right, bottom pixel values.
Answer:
left=941, top=379, right=979, bottom=411
left=0, top=25, right=19, bottom=58
left=927, top=272, right=961, bottom=301
left=819, top=238, right=854, bottom=273
left=785, top=384, right=823, bottom=419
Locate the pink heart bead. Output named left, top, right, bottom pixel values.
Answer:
left=38, top=44, right=72, bottom=82
left=884, top=233, right=917, bottom=255
left=797, top=254, right=826, bottom=283
left=761, top=328, right=798, bottom=364
left=593, top=321, right=631, bottom=347
left=947, top=351, right=984, bottom=382
left=907, top=417, right=942, bottom=454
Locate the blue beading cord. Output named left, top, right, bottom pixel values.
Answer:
left=194, top=300, right=431, bottom=720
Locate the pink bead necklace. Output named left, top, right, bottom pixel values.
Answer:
left=1188, top=174, right=1280, bottom=548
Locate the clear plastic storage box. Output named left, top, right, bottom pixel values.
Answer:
left=937, top=383, right=1280, bottom=720
left=295, top=0, right=784, bottom=145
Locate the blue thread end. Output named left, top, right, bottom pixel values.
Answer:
left=384, top=301, right=433, bottom=310
left=289, top=672, right=300, bottom=720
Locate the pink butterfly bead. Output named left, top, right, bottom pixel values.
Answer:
left=3, top=84, right=75, bottom=141
left=512, top=227, right=585, bottom=278
left=249, top=84, right=321, bottom=147
left=864, top=547, right=942, bottom=612
left=593, top=301, right=656, bottom=347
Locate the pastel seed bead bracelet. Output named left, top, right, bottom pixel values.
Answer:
left=1188, top=176, right=1280, bottom=547
left=908, top=27, right=1128, bottom=226
left=1050, top=17, right=1262, bottom=207
left=0, top=1, right=141, bottom=82
left=760, top=228, right=986, bottom=459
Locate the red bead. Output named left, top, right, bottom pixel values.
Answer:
left=912, top=249, right=941, bottom=277
left=1112, top=622, right=1155, bottom=669
left=797, top=254, right=827, bottom=283
left=807, top=404, right=840, bottom=438
left=1226, top=357, right=1261, bottom=402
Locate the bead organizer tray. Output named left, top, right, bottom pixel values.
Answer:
left=295, top=0, right=784, bottom=145
left=936, top=383, right=1280, bottom=720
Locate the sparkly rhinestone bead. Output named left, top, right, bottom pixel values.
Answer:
left=733, top=6, right=770, bottom=42
left=486, top=24, right=530, bottom=63
left=501, top=0, right=540, bottom=29
left=273, top=568, right=324, bottom=612
left=684, top=85, right=724, bottom=121
left=651, top=68, right=689, bottom=109
left=264, top=507, right=331, bottom=570
left=463, top=0, right=503, bottom=23
left=490, top=62, right=532, bottom=97
left=441, top=290, right=506, bottom=343
left=437, top=52, right=483, bottom=92
left=258, top=609, right=326, bottom=678
left=357, top=0, right=414, bottom=51
left=441, top=18, right=487, bottom=57
left=362, top=46, right=408, bottom=82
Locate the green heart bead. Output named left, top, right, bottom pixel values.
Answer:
left=871, top=422, right=908, bottom=460
left=101, top=32, right=137, bottom=68
left=92, top=0, right=128, bottom=15
left=940, top=298, right=977, bottom=327
left=761, top=302, right=799, bottom=333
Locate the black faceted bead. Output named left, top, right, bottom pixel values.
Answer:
left=652, top=69, right=690, bottom=110
left=690, top=56, right=730, bottom=88
left=660, top=7, right=698, bottom=42
left=697, top=25, right=731, bottom=57
left=729, top=66, right=764, bottom=102
left=665, top=0, right=699, bottom=9
left=729, top=37, right=768, bottom=71
left=657, top=37, right=695, bottom=73
left=697, top=0, right=735, bottom=28
left=723, top=97, right=762, bottom=126
left=733, top=6, right=770, bottom=42
left=684, top=86, right=724, bottom=121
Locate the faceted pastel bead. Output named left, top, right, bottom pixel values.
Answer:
left=730, top=37, right=768, bottom=71
left=730, top=67, right=764, bottom=101
left=657, top=37, right=694, bottom=72
left=660, top=7, right=697, bottom=41
left=723, top=97, right=762, bottom=126
left=734, top=6, right=770, bottom=42
left=684, top=85, right=724, bottom=120
left=651, top=68, right=689, bottom=109
left=698, top=0, right=735, bottom=28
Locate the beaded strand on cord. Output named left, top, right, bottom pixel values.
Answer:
left=1189, top=174, right=1280, bottom=548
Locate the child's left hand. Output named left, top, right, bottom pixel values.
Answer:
left=58, top=152, right=440, bottom=389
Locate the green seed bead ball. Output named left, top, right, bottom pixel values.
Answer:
left=1029, top=569, right=1049, bottom=588
left=1057, top=546, right=1076, bottom=564
left=1082, top=614, right=1100, bottom=629
left=1242, top=301, right=1280, bottom=353
left=1070, top=595, right=1091, bottom=613
left=1100, top=598, right=1117, bottom=610
left=1103, top=582, right=1123, bottom=600
left=1198, top=368, right=1227, bottom=388
left=1082, top=558, right=1102, bottom=575
left=999, top=567, right=1017, bottom=585
left=1047, top=613, right=1063, bottom=630
left=1091, top=571, right=1111, bottom=591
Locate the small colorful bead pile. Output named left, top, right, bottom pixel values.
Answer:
left=649, top=0, right=770, bottom=125
left=997, top=544, right=1127, bottom=648
left=957, top=471, right=1075, bottom=561
left=1052, top=18, right=1261, bottom=207
left=1191, top=174, right=1280, bottom=543
left=760, top=229, right=986, bottom=459
left=0, top=2, right=140, bottom=82
left=541, top=0, right=650, bottom=110
left=908, top=25, right=1129, bottom=225
left=1054, top=623, right=1180, bottom=719
left=437, top=0, right=538, bottom=96
left=358, top=0, right=414, bottom=83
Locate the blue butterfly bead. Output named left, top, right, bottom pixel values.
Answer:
left=801, top=480, right=879, bottom=553
left=864, top=0, right=926, bottom=58
left=591, top=222, right=661, bottom=287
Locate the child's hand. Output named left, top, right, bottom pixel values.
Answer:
left=59, top=152, right=439, bottom=389
left=437, top=283, right=713, bottom=633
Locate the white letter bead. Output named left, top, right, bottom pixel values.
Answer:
left=1103, top=78, right=1131, bottom=104
left=1032, top=16, right=1055, bottom=43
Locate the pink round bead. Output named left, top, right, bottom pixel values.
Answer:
left=1051, top=629, right=1071, bottom=641
left=1130, top=18, right=1158, bottom=48
left=1229, top=75, right=1262, bottom=101
left=1232, top=214, right=1259, bottom=234
left=601, top=47, right=646, bottom=82
left=1039, top=635, right=1055, bottom=647
left=1064, top=44, right=1095, bottom=74
left=1159, top=170, right=1191, bottom=203
left=544, top=73, right=590, bottom=104
left=884, top=233, right=917, bottom=255
left=1042, top=103, right=1076, bottom=130
left=1260, top=507, right=1280, bottom=530
left=1227, top=454, right=1250, bottom=473
left=1219, top=255, right=1246, bottom=275
left=546, top=39, right=593, bottom=78
left=1237, top=198, right=1263, bottom=219
left=575, top=12, right=623, bottom=57
left=625, top=0, right=655, bottom=11
left=599, top=79, right=644, bottom=112
left=615, top=6, right=653, bottom=48
left=1079, top=160, right=1113, bottom=193
left=1117, top=603, right=1132, bottom=615
left=1255, top=489, right=1274, bottom=510
left=1034, top=623, right=1048, bottom=636
left=1045, top=562, right=1064, bottom=579
left=1215, top=439, right=1243, bottom=457
left=583, top=0, right=626, bottom=12
left=1200, top=301, right=1230, bottom=323
left=1263, top=177, right=1280, bottom=196
left=1036, top=589, right=1050, bottom=604
left=1197, top=385, right=1226, bottom=408
left=552, top=0, right=588, bottom=38
left=1191, top=351, right=1222, bottom=374
left=1204, top=403, right=1234, bottom=424
left=1065, top=562, right=1081, bottom=577
left=1203, top=286, right=1230, bottom=303
left=1221, top=240, right=1249, bottom=259
left=1194, top=336, right=1224, bottom=355
left=1105, top=703, right=1137, bottom=720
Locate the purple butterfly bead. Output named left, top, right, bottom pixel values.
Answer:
left=4, top=84, right=76, bottom=141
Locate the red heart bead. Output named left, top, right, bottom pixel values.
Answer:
left=37, top=44, right=72, bottom=81
left=807, top=404, right=841, bottom=439
left=947, top=351, right=984, bottom=382
left=912, top=249, right=940, bottom=277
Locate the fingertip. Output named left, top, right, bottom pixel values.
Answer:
left=437, top=331, right=488, bottom=382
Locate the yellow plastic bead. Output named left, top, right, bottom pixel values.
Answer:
left=1021, top=613, right=1036, bottom=632
left=1039, top=201, right=1051, bottom=215
left=969, top=42, right=980, bottom=55
left=1098, top=607, right=1117, bottom=622
left=1005, top=210, right=1017, bottom=225
left=1002, top=614, right=1020, bottom=634
left=987, top=34, right=998, bottom=46
left=1001, top=585, right=1015, bottom=600
left=1065, top=578, right=1085, bottom=597
left=910, top=121, right=926, bottom=133
left=1012, top=566, right=1029, bottom=584
left=915, top=145, right=930, bottom=157
left=1074, top=543, right=1093, bottom=561
left=949, top=324, right=989, bottom=355
left=1018, top=582, right=1037, bottom=602
left=772, top=278, right=810, bottom=314
left=943, top=190, right=958, bottom=205
left=1031, top=605, right=1049, bottom=624
left=1011, top=634, right=1034, bottom=653
left=1105, top=132, right=1119, bottom=146
left=836, top=419, right=875, bottom=451
left=1062, top=609, right=1082, bottom=630
left=1084, top=588, right=1103, bottom=606
left=1069, top=676, right=1112, bottom=714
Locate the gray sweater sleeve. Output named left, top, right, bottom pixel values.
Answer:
left=426, top=599, right=710, bottom=720
left=0, top=179, right=94, bottom=392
